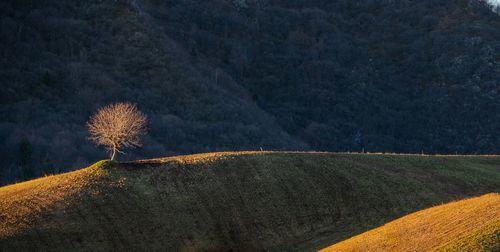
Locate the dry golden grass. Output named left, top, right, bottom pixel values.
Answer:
left=127, top=151, right=500, bottom=167
left=0, top=161, right=114, bottom=239
left=128, top=151, right=276, bottom=165
left=438, top=220, right=500, bottom=251
left=321, top=193, right=500, bottom=252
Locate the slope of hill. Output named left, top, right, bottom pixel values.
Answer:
left=2, top=0, right=500, bottom=185
left=1, top=152, right=499, bottom=251
left=321, top=193, right=500, bottom=252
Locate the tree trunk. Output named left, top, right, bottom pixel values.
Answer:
left=110, top=146, right=116, bottom=160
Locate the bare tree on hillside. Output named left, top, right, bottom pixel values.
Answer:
left=87, top=103, right=147, bottom=160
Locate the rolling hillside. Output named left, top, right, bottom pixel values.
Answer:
left=2, top=0, right=500, bottom=185
left=321, top=193, right=500, bottom=252
left=1, top=152, right=500, bottom=251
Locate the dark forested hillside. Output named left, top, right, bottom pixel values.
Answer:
left=1, top=0, right=499, bottom=184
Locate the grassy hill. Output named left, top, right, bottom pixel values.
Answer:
left=321, top=193, right=500, bottom=252
left=2, top=0, right=500, bottom=185
left=1, top=152, right=499, bottom=251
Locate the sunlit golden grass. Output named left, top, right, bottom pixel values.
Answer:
left=129, top=150, right=276, bottom=164
left=0, top=152, right=499, bottom=251
left=0, top=161, right=114, bottom=239
left=438, top=219, right=500, bottom=251
left=127, top=150, right=500, bottom=166
left=321, top=193, right=500, bottom=252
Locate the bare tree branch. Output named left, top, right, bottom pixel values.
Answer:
left=87, top=103, right=148, bottom=160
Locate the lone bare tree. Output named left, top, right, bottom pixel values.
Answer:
left=87, top=102, right=147, bottom=160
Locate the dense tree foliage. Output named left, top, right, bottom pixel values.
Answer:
left=1, top=0, right=499, bottom=184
